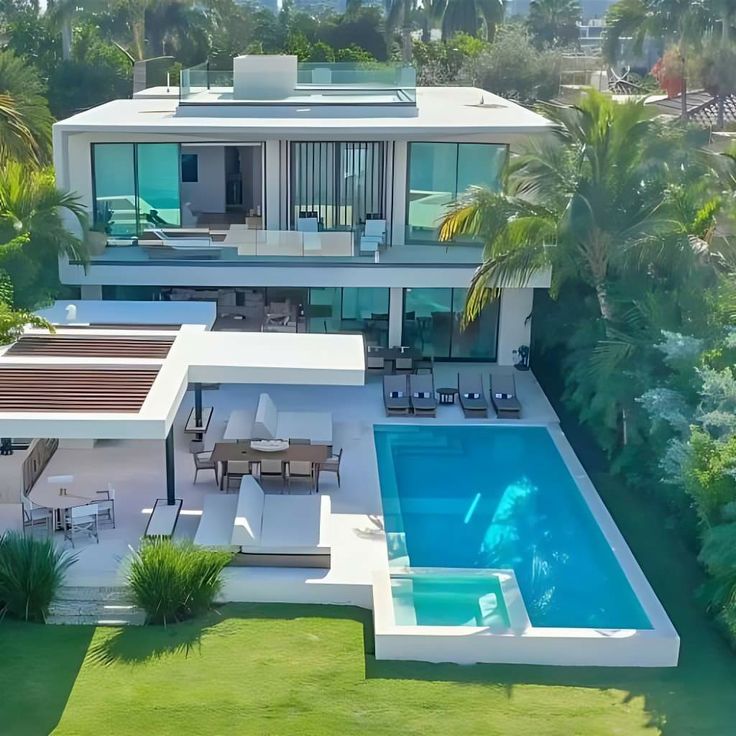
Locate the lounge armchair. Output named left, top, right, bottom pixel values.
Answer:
left=490, top=373, right=522, bottom=418
left=458, top=373, right=489, bottom=418
left=409, top=373, right=437, bottom=417
left=383, top=374, right=410, bottom=416
left=194, top=477, right=331, bottom=568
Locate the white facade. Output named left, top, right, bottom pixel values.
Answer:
left=52, top=58, right=553, bottom=365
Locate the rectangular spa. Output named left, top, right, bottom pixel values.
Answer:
left=372, top=424, right=680, bottom=667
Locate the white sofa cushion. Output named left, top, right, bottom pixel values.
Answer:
left=255, top=494, right=331, bottom=555
left=231, top=476, right=265, bottom=546
left=194, top=494, right=238, bottom=549
left=253, top=393, right=279, bottom=439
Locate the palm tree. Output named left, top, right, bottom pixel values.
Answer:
left=385, top=0, right=417, bottom=63
left=0, top=162, right=88, bottom=308
left=440, top=0, right=503, bottom=41
left=527, top=0, right=581, bottom=48
left=603, top=0, right=713, bottom=119
left=437, top=91, right=723, bottom=326
left=0, top=52, right=53, bottom=168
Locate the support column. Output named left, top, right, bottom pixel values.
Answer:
left=165, top=428, right=176, bottom=506
left=194, top=383, right=203, bottom=426
left=496, top=288, right=534, bottom=366
left=388, top=287, right=404, bottom=347
left=390, top=142, right=408, bottom=247
left=264, top=140, right=282, bottom=230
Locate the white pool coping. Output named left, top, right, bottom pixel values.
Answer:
left=372, top=423, right=680, bottom=667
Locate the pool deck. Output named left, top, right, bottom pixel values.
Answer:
left=3, top=364, right=556, bottom=603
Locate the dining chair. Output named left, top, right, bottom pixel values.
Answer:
left=224, top=460, right=251, bottom=492
left=319, top=448, right=343, bottom=488
left=64, top=503, right=99, bottom=548
left=95, top=484, right=116, bottom=528
left=193, top=450, right=219, bottom=485
left=21, top=496, right=52, bottom=536
left=258, top=458, right=286, bottom=485
left=286, top=460, right=315, bottom=491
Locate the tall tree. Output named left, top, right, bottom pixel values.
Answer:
left=527, top=0, right=581, bottom=48
left=0, top=51, right=53, bottom=167
left=438, top=92, right=723, bottom=326
left=603, top=0, right=713, bottom=119
left=440, top=0, right=503, bottom=41
left=0, top=162, right=88, bottom=308
left=384, top=0, right=416, bottom=62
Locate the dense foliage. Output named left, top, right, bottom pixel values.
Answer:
left=0, top=532, right=76, bottom=622
left=440, top=96, right=736, bottom=645
left=128, top=539, right=231, bottom=625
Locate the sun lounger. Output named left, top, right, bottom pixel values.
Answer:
left=458, top=373, right=489, bottom=418
left=409, top=373, right=437, bottom=417
left=490, top=373, right=522, bottom=418
left=383, top=374, right=410, bottom=416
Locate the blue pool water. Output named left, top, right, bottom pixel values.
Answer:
left=375, top=425, right=652, bottom=629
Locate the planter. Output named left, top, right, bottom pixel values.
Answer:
left=85, top=230, right=108, bottom=256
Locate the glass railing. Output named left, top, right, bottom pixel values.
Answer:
left=179, top=61, right=416, bottom=104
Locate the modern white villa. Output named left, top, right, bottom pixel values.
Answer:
left=52, top=54, right=552, bottom=364
left=0, top=57, right=679, bottom=669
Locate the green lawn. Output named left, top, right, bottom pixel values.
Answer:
left=2, top=445, right=736, bottom=734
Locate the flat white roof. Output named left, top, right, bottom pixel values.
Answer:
left=0, top=326, right=365, bottom=439
left=54, top=87, right=553, bottom=137
left=36, top=300, right=217, bottom=329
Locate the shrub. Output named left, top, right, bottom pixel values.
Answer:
left=128, top=539, right=231, bottom=625
left=0, top=532, right=76, bottom=622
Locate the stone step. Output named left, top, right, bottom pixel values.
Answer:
left=46, top=611, right=146, bottom=626
left=48, top=585, right=145, bottom=626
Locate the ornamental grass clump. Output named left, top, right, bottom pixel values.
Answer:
left=0, top=532, right=76, bottom=622
left=128, top=539, right=231, bottom=625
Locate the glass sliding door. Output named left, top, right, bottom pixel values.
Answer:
left=290, top=142, right=386, bottom=230
left=137, top=143, right=181, bottom=228
left=306, top=287, right=389, bottom=346
left=402, top=288, right=499, bottom=360
left=91, top=143, right=181, bottom=236
left=92, top=144, right=136, bottom=236
left=406, top=142, right=507, bottom=244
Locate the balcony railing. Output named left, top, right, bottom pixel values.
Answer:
left=179, top=61, right=416, bottom=104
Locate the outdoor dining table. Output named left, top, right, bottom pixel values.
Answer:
left=211, top=442, right=331, bottom=491
left=28, top=486, right=96, bottom=530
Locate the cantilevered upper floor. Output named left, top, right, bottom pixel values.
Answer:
left=52, top=55, right=553, bottom=288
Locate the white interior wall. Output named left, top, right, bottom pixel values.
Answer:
left=181, top=146, right=226, bottom=214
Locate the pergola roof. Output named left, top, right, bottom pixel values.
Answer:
left=0, top=325, right=365, bottom=440
left=0, top=367, right=159, bottom=412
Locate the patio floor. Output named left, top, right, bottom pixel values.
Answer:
left=19, top=364, right=557, bottom=603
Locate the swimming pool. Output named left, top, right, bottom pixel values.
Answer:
left=374, top=424, right=651, bottom=630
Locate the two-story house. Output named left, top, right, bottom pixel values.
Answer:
left=52, top=55, right=552, bottom=364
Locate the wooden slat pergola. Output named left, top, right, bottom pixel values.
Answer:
left=0, top=367, right=160, bottom=412
left=6, top=335, right=174, bottom=359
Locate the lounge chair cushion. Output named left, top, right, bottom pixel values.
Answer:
left=231, top=477, right=265, bottom=546
left=464, top=392, right=480, bottom=399
left=257, top=494, right=330, bottom=554
left=495, top=392, right=512, bottom=399
left=390, top=390, right=403, bottom=399
left=413, top=391, right=431, bottom=399
left=253, top=393, right=279, bottom=440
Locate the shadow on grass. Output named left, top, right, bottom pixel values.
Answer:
left=85, top=603, right=375, bottom=667
left=0, top=619, right=94, bottom=736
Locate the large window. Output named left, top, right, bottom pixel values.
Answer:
left=402, top=288, right=499, bottom=360
left=92, top=143, right=181, bottom=236
left=290, top=142, right=386, bottom=231
left=306, top=287, right=390, bottom=346
left=406, top=142, right=507, bottom=244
